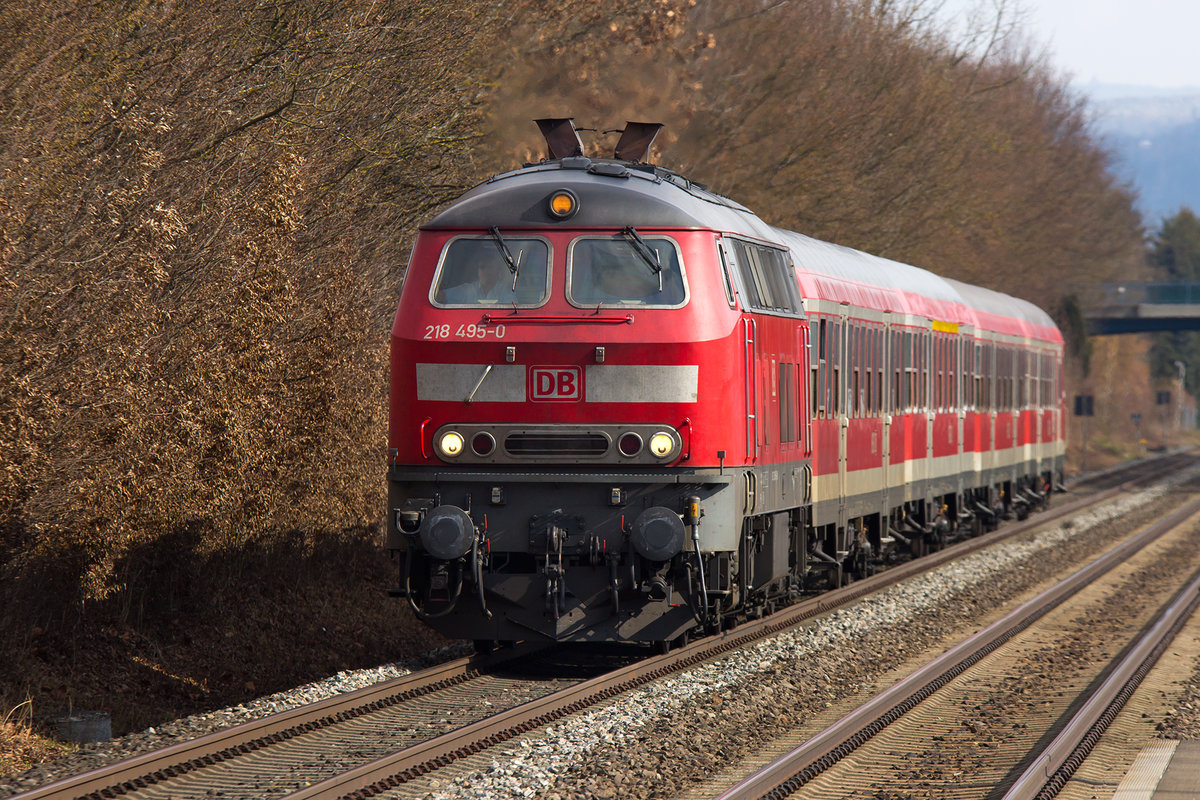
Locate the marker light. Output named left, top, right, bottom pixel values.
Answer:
left=437, top=431, right=465, bottom=458
left=648, top=432, right=677, bottom=459
left=618, top=432, right=644, bottom=457
left=548, top=189, right=578, bottom=219
left=471, top=432, right=496, bottom=457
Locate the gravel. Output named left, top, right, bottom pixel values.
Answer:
left=6, top=469, right=1200, bottom=800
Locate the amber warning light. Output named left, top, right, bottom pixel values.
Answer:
left=548, top=189, right=578, bottom=219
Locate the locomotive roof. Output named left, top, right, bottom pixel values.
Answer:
left=425, top=158, right=1060, bottom=343
left=423, top=156, right=774, bottom=233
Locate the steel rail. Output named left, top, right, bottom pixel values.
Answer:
left=713, top=495, right=1200, bottom=800
left=8, top=644, right=548, bottom=800
left=1001, top=565, right=1200, bottom=800
left=282, top=462, right=1196, bottom=800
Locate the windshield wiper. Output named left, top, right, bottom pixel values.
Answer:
left=490, top=226, right=524, bottom=291
left=622, top=226, right=663, bottom=292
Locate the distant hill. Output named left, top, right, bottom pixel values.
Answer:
left=1085, top=84, right=1200, bottom=225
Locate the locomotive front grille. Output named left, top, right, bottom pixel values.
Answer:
left=504, top=432, right=610, bottom=457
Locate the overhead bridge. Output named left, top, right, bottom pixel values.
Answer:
left=1087, top=282, right=1200, bottom=334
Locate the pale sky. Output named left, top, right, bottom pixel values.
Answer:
left=934, top=0, right=1200, bottom=89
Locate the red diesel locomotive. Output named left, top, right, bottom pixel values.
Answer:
left=387, top=120, right=1064, bottom=648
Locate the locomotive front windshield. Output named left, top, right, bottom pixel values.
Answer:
left=568, top=236, right=687, bottom=307
left=431, top=237, right=550, bottom=307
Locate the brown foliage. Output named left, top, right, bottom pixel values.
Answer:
left=1, top=1, right=493, bottom=609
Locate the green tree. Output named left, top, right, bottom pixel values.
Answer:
left=1150, top=208, right=1200, bottom=279
left=1148, top=208, right=1200, bottom=394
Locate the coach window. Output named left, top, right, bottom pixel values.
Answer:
left=1003, top=347, right=1013, bottom=410
left=988, top=343, right=995, bottom=411
left=431, top=236, right=551, bottom=307
left=568, top=235, right=687, bottom=308
left=997, top=347, right=1005, bottom=410
left=923, top=331, right=931, bottom=411
left=972, top=344, right=981, bottom=411
left=832, top=320, right=842, bottom=416
left=934, top=335, right=942, bottom=411
left=951, top=336, right=959, bottom=410
left=851, top=322, right=861, bottom=417
left=812, top=319, right=824, bottom=418
left=892, top=331, right=902, bottom=413
left=864, top=326, right=872, bottom=415
left=869, top=326, right=876, bottom=415
left=1018, top=350, right=1027, bottom=408
left=1044, top=354, right=1053, bottom=407
left=875, top=328, right=884, bottom=415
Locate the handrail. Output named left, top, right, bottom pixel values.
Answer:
left=479, top=314, right=634, bottom=325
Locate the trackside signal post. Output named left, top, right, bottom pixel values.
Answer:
left=1074, top=394, right=1093, bottom=474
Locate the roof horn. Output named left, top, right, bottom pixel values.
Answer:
left=613, top=121, right=663, bottom=163
left=535, top=118, right=585, bottom=160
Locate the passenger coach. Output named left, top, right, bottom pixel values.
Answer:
left=386, top=120, right=1064, bottom=648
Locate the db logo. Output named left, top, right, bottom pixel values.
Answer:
left=530, top=366, right=582, bottom=401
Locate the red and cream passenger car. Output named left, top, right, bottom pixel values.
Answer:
left=386, top=122, right=1064, bottom=648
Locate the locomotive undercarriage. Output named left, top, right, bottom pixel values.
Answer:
left=388, top=467, right=745, bottom=645
left=388, top=459, right=1061, bottom=647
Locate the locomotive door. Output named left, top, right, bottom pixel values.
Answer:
left=743, top=316, right=759, bottom=464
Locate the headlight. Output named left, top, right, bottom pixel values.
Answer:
left=648, top=431, right=677, bottom=459
left=437, top=431, right=465, bottom=458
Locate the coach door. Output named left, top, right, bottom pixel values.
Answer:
left=881, top=317, right=893, bottom=512
left=957, top=327, right=970, bottom=482
left=925, top=328, right=934, bottom=486
left=838, top=312, right=849, bottom=531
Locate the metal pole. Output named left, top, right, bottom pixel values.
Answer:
left=1081, top=413, right=1088, bottom=475
left=1175, top=360, right=1186, bottom=433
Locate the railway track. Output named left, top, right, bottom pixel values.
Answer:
left=6, top=646, right=628, bottom=800
left=714, top=490, right=1200, bottom=799
left=8, top=452, right=1195, bottom=800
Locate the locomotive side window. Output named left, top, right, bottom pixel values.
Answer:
left=779, top=361, right=798, bottom=443
left=431, top=236, right=550, bottom=307
left=729, top=239, right=802, bottom=314
left=568, top=236, right=687, bottom=307
left=718, top=242, right=737, bottom=308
